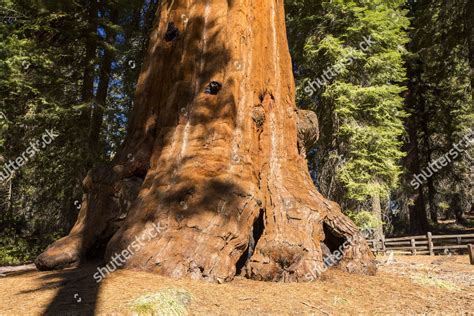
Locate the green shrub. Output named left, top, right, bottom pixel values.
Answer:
left=0, top=215, right=62, bottom=266
left=347, top=210, right=382, bottom=232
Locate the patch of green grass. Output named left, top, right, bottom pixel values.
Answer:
left=411, top=275, right=458, bottom=291
left=129, top=288, right=192, bottom=316
left=333, top=296, right=349, bottom=305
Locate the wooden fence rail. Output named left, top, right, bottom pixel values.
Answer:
left=367, top=232, right=474, bottom=255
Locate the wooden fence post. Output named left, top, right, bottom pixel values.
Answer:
left=468, top=244, right=474, bottom=265
left=427, top=232, right=434, bottom=256
left=381, top=236, right=386, bottom=254
left=410, top=239, right=416, bottom=255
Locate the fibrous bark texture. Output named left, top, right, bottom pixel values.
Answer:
left=36, top=0, right=376, bottom=282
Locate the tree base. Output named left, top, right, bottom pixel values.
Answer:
left=36, top=162, right=376, bottom=282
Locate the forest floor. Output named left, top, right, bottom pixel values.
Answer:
left=0, top=255, right=472, bottom=315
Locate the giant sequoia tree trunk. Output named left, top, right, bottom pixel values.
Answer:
left=36, top=0, right=375, bottom=282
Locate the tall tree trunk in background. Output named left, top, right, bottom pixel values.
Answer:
left=81, top=0, right=99, bottom=127
left=446, top=115, right=468, bottom=223
left=467, top=0, right=474, bottom=215
left=36, top=0, right=375, bottom=282
left=466, top=0, right=474, bottom=99
left=405, top=109, right=429, bottom=233
left=405, top=57, right=430, bottom=233
left=420, top=102, right=438, bottom=222
left=78, top=0, right=99, bottom=178
left=371, top=191, right=384, bottom=241
left=406, top=0, right=437, bottom=225
left=63, top=0, right=100, bottom=229
left=88, top=9, right=119, bottom=161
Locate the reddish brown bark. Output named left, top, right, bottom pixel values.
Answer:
left=36, top=0, right=376, bottom=282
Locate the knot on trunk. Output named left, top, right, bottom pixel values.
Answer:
left=205, top=81, right=222, bottom=95
left=164, top=22, right=180, bottom=42
left=252, top=106, right=265, bottom=128
left=296, top=109, right=319, bottom=155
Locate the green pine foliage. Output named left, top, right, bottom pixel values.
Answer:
left=0, top=0, right=158, bottom=264
left=287, top=0, right=410, bottom=215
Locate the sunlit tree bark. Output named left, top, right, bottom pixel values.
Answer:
left=36, top=0, right=376, bottom=282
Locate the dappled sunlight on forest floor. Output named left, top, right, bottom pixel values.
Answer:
left=0, top=256, right=472, bottom=315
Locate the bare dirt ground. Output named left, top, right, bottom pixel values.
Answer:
left=0, top=255, right=472, bottom=315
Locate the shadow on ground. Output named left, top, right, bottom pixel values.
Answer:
left=17, top=264, right=101, bottom=315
